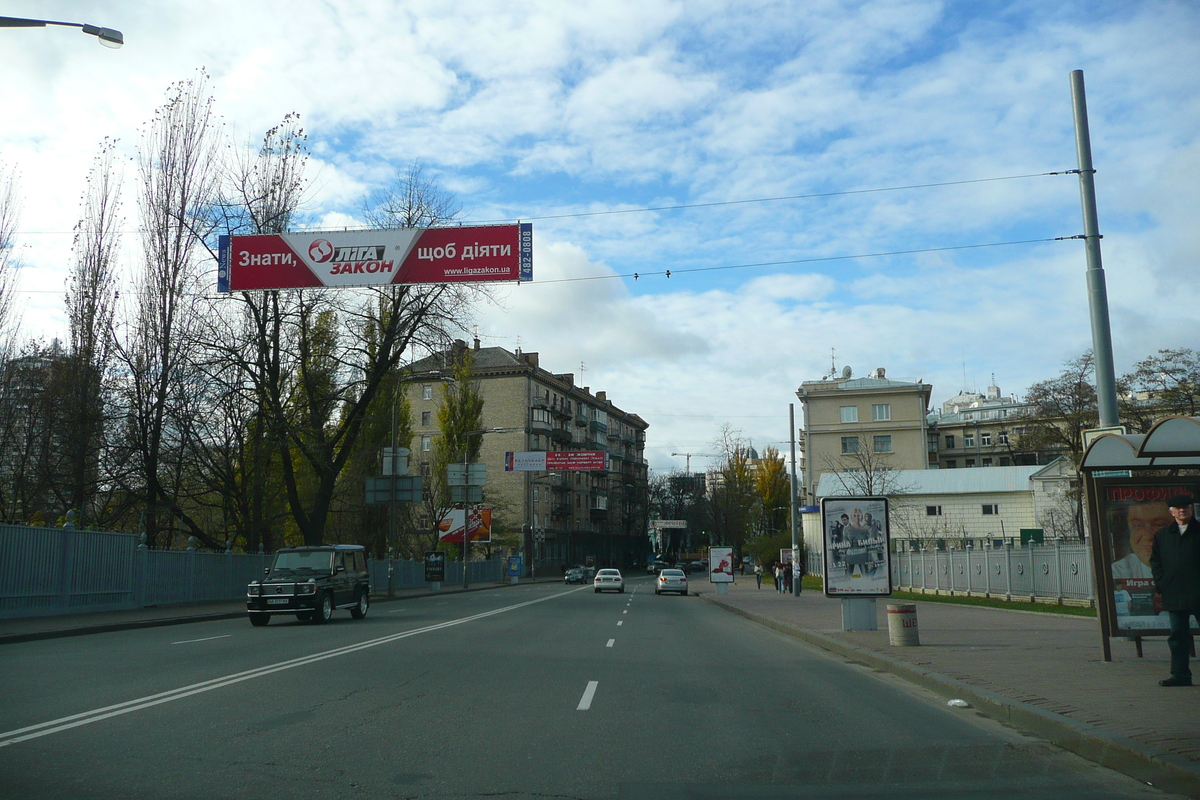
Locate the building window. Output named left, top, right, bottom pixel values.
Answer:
left=419, top=461, right=431, bottom=476
left=945, top=460, right=957, bottom=469
left=421, top=411, right=431, bottom=427
left=982, top=504, right=998, bottom=515
left=421, top=435, right=431, bottom=452
left=840, top=406, right=858, bottom=423
left=1000, top=456, right=1011, bottom=466
left=841, top=436, right=860, bottom=454
left=964, top=434, right=975, bottom=447
left=873, top=435, right=892, bottom=453
left=872, top=404, right=891, bottom=421
left=965, top=458, right=976, bottom=467
left=533, top=488, right=539, bottom=503
left=981, top=432, right=992, bottom=446
left=422, top=385, right=433, bottom=401
left=998, top=431, right=1009, bottom=445
left=982, top=457, right=993, bottom=467
left=945, top=435, right=955, bottom=448
left=926, top=505, right=942, bottom=516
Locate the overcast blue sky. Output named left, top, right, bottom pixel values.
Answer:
left=3, top=0, right=1197, bottom=473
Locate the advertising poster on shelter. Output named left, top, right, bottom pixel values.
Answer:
left=1096, top=480, right=1197, bottom=634
left=822, top=497, right=891, bottom=597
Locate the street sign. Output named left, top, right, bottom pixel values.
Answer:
left=449, top=485, right=484, bottom=503
left=365, top=475, right=423, bottom=504
left=382, top=447, right=410, bottom=476
left=447, top=463, right=487, bottom=486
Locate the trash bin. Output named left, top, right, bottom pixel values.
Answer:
left=887, top=602, right=919, bottom=646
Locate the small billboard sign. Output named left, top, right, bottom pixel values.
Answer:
left=218, top=223, right=532, bottom=292
left=424, top=551, right=446, bottom=583
left=504, top=451, right=609, bottom=472
left=437, top=508, right=492, bottom=543
left=821, top=496, right=892, bottom=598
left=709, top=546, right=735, bottom=583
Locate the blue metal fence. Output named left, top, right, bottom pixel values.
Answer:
left=0, top=524, right=506, bottom=619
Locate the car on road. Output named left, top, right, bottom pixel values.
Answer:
left=564, top=567, right=586, bottom=584
left=646, top=560, right=668, bottom=574
left=655, top=568, right=689, bottom=595
left=593, top=568, right=624, bottom=593
left=246, top=545, right=371, bottom=626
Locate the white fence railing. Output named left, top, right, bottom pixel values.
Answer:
left=804, top=543, right=1095, bottom=603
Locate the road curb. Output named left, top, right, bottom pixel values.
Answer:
left=0, top=579, right=550, bottom=647
left=699, top=592, right=1200, bottom=799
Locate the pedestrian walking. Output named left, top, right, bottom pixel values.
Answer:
left=774, top=563, right=784, bottom=593
left=1151, top=494, right=1200, bottom=687
left=782, top=562, right=792, bottom=593
left=754, top=563, right=763, bottom=589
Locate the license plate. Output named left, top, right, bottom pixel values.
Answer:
left=267, top=598, right=289, bottom=605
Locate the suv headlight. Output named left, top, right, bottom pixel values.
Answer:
left=247, top=582, right=261, bottom=596
left=297, top=581, right=317, bottom=595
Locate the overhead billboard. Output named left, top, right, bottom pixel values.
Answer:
left=504, top=451, right=609, bottom=472
left=217, top=223, right=532, bottom=291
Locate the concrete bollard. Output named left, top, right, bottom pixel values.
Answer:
left=887, top=602, right=920, bottom=646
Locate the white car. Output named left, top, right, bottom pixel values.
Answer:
left=593, top=568, right=624, bottom=593
left=654, top=568, right=688, bottom=595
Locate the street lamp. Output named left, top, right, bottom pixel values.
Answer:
left=1, top=16, right=124, bottom=48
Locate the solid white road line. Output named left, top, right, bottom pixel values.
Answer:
left=0, top=589, right=578, bottom=749
left=170, top=635, right=231, bottom=645
left=577, top=681, right=599, bottom=710
left=606, top=639, right=615, bottom=648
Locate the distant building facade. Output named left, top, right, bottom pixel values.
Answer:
left=925, top=383, right=1038, bottom=469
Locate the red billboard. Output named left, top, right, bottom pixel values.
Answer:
left=218, top=223, right=532, bottom=291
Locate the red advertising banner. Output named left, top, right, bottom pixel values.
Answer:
left=218, top=223, right=532, bottom=291
left=437, top=508, right=492, bottom=544
left=504, top=451, right=609, bottom=471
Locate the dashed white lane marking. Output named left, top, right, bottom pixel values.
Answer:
left=606, top=639, right=615, bottom=648
left=387, top=609, right=406, bottom=614
left=617, top=621, right=623, bottom=626
left=577, top=681, right=599, bottom=710
left=622, top=610, right=628, bottom=614
left=171, top=635, right=231, bottom=645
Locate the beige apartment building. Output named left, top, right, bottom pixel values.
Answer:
left=797, top=367, right=933, bottom=503
left=405, top=340, right=649, bottom=569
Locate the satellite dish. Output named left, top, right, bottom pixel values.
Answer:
left=842, top=366, right=852, bottom=378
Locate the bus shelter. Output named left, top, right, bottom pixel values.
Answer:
left=1081, top=416, right=1200, bottom=661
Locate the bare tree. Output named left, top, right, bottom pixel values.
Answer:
left=0, top=163, right=21, bottom=357
left=60, top=140, right=124, bottom=525
left=114, top=70, right=222, bottom=548
left=363, top=162, right=461, bottom=229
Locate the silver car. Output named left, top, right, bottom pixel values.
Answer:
left=655, top=568, right=689, bottom=595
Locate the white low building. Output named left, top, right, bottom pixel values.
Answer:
left=806, top=459, right=1072, bottom=552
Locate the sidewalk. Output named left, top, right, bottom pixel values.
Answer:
left=696, top=580, right=1200, bottom=799
left=0, top=575, right=561, bottom=646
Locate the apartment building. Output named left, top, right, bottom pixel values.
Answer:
left=405, top=340, right=649, bottom=569
left=796, top=367, right=933, bottom=503
left=926, top=384, right=1036, bottom=469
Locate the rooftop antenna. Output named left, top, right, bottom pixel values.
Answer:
left=580, top=361, right=587, bottom=378
left=828, top=348, right=837, bottom=379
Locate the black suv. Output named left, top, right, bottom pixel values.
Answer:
left=246, top=545, right=371, bottom=626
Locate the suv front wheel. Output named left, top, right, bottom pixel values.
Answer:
left=311, top=592, right=334, bottom=624
left=350, top=591, right=369, bottom=619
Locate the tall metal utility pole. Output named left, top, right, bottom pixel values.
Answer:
left=789, top=404, right=801, bottom=596
left=1070, top=69, right=1119, bottom=428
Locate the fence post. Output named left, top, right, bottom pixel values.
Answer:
left=57, top=527, right=75, bottom=611
left=187, top=536, right=197, bottom=603
left=985, top=543, right=992, bottom=596
left=1004, top=541, right=1014, bottom=599
left=1053, top=540, right=1064, bottom=601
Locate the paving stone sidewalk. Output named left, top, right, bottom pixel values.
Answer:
left=695, top=580, right=1199, bottom=795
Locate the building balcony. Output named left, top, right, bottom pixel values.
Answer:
left=551, top=504, right=573, bottom=518
left=589, top=506, right=608, bottom=519
left=551, top=403, right=572, bottom=419
left=550, top=427, right=573, bottom=443
left=532, top=396, right=549, bottom=410
left=589, top=420, right=608, bottom=435
left=575, top=413, right=588, bottom=427
left=530, top=418, right=552, bottom=434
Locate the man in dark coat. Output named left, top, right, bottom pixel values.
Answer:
left=1149, top=494, right=1200, bottom=687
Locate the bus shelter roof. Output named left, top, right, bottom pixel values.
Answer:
left=1080, top=416, right=1200, bottom=471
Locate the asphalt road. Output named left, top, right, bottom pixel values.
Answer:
left=0, top=576, right=1179, bottom=799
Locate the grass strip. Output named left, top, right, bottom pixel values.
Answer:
left=771, top=576, right=1096, bottom=616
